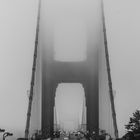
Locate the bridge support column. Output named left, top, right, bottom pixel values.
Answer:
left=84, top=76, right=99, bottom=135
left=42, top=78, right=57, bottom=137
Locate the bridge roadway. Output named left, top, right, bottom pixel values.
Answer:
left=53, top=138, right=87, bottom=140
left=53, top=135, right=87, bottom=140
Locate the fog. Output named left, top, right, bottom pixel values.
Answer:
left=0, top=0, right=38, bottom=139
left=55, top=83, right=85, bottom=131
left=39, top=0, right=101, bottom=62
left=0, top=0, right=140, bottom=139
left=54, top=20, right=87, bottom=62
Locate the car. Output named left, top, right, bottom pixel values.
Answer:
left=63, top=137, right=69, bottom=140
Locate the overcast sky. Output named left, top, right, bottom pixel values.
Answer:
left=0, top=0, right=140, bottom=139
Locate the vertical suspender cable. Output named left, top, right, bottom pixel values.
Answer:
left=25, top=0, right=41, bottom=138
left=101, top=0, right=119, bottom=138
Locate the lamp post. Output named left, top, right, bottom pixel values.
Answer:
left=3, top=132, right=13, bottom=140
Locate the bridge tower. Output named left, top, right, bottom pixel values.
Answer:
left=25, top=0, right=118, bottom=139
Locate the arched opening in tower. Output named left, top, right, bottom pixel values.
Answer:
left=54, top=83, right=87, bottom=132
left=54, top=20, right=87, bottom=62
